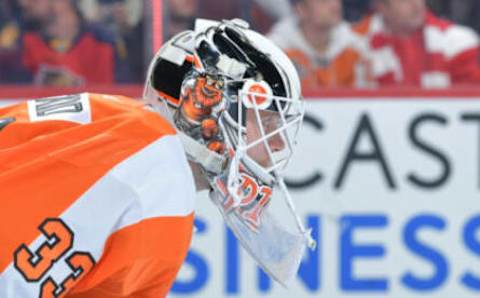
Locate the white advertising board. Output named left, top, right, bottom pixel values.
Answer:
left=171, top=98, right=480, bottom=298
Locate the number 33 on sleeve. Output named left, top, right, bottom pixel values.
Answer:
left=14, top=218, right=95, bottom=298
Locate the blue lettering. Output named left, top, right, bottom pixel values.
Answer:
left=401, top=214, right=448, bottom=291
left=226, top=226, right=240, bottom=294
left=340, top=215, right=388, bottom=292
left=461, top=215, right=480, bottom=290
left=258, top=267, right=270, bottom=292
left=298, top=215, right=321, bottom=291
left=172, top=218, right=209, bottom=293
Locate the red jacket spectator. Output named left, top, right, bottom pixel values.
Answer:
left=22, top=0, right=115, bottom=86
left=22, top=28, right=115, bottom=86
left=355, top=2, right=480, bottom=88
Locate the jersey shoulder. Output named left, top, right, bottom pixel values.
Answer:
left=0, top=93, right=177, bottom=147
left=86, top=93, right=177, bottom=135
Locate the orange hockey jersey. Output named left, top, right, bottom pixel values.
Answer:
left=0, top=93, right=196, bottom=297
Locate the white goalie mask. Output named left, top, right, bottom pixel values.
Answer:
left=144, top=19, right=316, bottom=285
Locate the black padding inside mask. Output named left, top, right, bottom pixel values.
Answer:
left=227, top=100, right=247, bottom=127
left=213, top=31, right=253, bottom=69
left=152, top=59, right=192, bottom=100
left=224, top=27, right=286, bottom=97
left=196, top=40, right=220, bottom=69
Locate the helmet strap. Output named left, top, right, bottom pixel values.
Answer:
left=178, top=131, right=226, bottom=175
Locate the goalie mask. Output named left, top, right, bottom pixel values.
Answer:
left=144, top=19, right=316, bottom=285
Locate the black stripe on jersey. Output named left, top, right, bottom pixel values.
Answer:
left=0, top=117, right=15, bottom=131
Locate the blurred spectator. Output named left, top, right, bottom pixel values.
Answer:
left=254, top=0, right=292, bottom=20
left=343, top=0, right=372, bottom=22
left=0, top=0, right=52, bottom=83
left=22, top=0, right=116, bottom=86
left=0, top=1, right=13, bottom=28
left=450, top=0, right=480, bottom=34
left=198, top=0, right=244, bottom=22
left=268, top=0, right=369, bottom=88
left=249, top=2, right=276, bottom=33
left=167, top=0, right=244, bottom=39
left=250, top=0, right=292, bottom=33
left=97, top=0, right=144, bottom=82
left=355, top=0, right=480, bottom=88
left=426, top=0, right=450, bottom=18
left=166, top=0, right=199, bottom=40
left=0, top=1, right=24, bottom=82
left=14, top=0, right=51, bottom=31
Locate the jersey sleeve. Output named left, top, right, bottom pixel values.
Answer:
left=67, top=215, right=194, bottom=298
left=0, top=93, right=194, bottom=298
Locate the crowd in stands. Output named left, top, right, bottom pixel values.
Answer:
left=1, top=0, right=480, bottom=89
left=271, top=0, right=480, bottom=88
left=0, top=0, right=144, bottom=85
